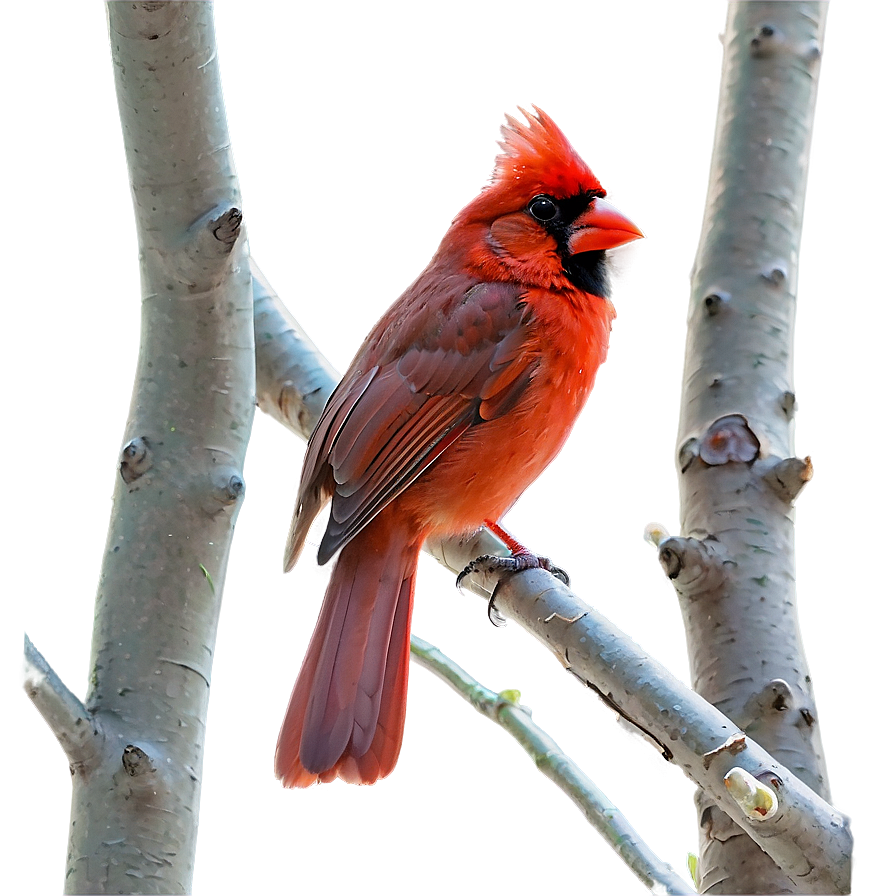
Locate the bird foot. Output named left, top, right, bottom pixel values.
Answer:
left=455, top=548, right=569, bottom=628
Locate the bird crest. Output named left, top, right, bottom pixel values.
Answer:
left=493, top=107, right=606, bottom=200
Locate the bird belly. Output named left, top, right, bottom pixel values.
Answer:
left=399, top=391, right=579, bottom=537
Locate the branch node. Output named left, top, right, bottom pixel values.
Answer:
left=762, top=678, right=794, bottom=712
left=724, top=767, right=779, bottom=820
left=212, top=206, right=243, bottom=250
left=779, top=390, right=797, bottom=420
left=656, top=535, right=729, bottom=593
left=213, top=470, right=246, bottom=505
left=749, top=24, right=782, bottom=58
left=120, top=436, right=152, bottom=484
left=167, top=203, right=248, bottom=292
left=703, top=290, right=730, bottom=316
left=761, top=262, right=788, bottom=286
left=24, top=634, right=101, bottom=772
left=698, top=414, right=760, bottom=465
left=746, top=678, right=794, bottom=720
left=122, top=744, right=155, bottom=778
left=678, top=437, right=699, bottom=473
left=763, top=455, right=813, bottom=503
left=802, top=39, right=822, bottom=64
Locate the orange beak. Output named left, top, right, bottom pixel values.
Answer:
left=568, top=197, right=643, bottom=253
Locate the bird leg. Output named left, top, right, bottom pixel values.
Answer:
left=456, top=520, right=570, bottom=626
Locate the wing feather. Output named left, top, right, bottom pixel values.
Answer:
left=291, top=281, right=539, bottom=566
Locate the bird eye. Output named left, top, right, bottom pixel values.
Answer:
left=527, top=195, right=559, bottom=222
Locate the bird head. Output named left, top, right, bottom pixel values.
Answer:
left=456, top=107, right=642, bottom=297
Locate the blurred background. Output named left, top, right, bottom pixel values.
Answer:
left=7, top=2, right=890, bottom=892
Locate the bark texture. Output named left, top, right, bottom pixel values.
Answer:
left=63, top=4, right=254, bottom=892
left=670, top=3, right=840, bottom=891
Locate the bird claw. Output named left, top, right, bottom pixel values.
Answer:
left=488, top=588, right=507, bottom=627
left=548, top=564, right=570, bottom=586
left=456, top=552, right=570, bottom=627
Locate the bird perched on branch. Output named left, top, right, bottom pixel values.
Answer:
left=276, top=108, right=642, bottom=787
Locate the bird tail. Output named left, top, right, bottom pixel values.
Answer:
left=275, top=519, right=420, bottom=787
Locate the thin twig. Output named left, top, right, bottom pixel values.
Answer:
left=410, top=635, right=696, bottom=895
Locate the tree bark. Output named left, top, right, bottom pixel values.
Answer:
left=669, top=3, right=833, bottom=891
left=55, top=3, right=252, bottom=892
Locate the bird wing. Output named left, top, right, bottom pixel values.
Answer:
left=285, top=281, right=538, bottom=568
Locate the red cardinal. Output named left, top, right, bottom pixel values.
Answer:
left=276, top=108, right=641, bottom=787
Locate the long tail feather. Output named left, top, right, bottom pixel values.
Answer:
left=275, top=519, right=419, bottom=787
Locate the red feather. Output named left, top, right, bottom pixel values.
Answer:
left=276, top=108, right=642, bottom=786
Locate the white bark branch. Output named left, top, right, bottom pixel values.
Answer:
left=26, top=5, right=256, bottom=892
left=671, top=2, right=845, bottom=889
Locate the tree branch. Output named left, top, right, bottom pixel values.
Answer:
left=36, top=5, right=256, bottom=893
left=252, top=258, right=338, bottom=441
left=438, top=543, right=851, bottom=895
left=23, top=635, right=101, bottom=777
left=671, top=3, right=845, bottom=890
left=410, top=636, right=697, bottom=895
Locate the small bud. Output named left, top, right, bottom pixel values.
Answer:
left=643, top=522, right=670, bottom=547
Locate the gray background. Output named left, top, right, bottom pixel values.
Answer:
left=0, top=2, right=896, bottom=893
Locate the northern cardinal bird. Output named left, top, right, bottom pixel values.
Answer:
left=276, top=108, right=641, bottom=787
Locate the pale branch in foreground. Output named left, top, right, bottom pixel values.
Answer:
left=410, top=636, right=697, bottom=895
left=252, top=262, right=850, bottom=895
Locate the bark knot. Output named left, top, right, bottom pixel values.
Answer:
left=763, top=455, right=812, bottom=504
left=120, top=436, right=152, bottom=484
left=698, top=414, right=760, bottom=466
left=656, top=535, right=730, bottom=594
left=750, top=24, right=782, bottom=58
